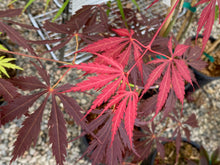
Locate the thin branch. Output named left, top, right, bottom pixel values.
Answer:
left=0, top=49, right=72, bottom=65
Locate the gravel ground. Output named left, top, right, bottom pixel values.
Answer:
left=0, top=0, right=220, bottom=165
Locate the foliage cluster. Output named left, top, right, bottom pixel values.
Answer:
left=0, top=0, right=220, bottom=164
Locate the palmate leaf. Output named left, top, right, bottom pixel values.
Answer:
left=154, top=64, right=171, bottom=118
left=0, top=91, right=47, bottom=125
left=79, top=28, right=144, bottom=75
left=0, top=78, right=19, bottom=102
left=138, top=94, right=158, bottom=118
left=65, top=55, right=138, bottom=145
left=0, top=63, right=92, bottom=165
left=48, top=95, right=67, bottom=165
left=109, top=90, right=138, bottom=145
left=0, top=22, right=37, bottom=56
left=141, top=38, right=191, bottom=120
left=10, top=94, right=49, bottom=163
left=9, top=76, right=47, bottom=90
left=83, top=112, right=131, bottom=165
left=124, top=91, right=138, bottom=145
left=56, top=93, right=99, bottom=138
left=65, top=55, right=127, bottom=115
left=195, top=0, right=219, bottom=52
left=133, top=123, right=167, bottom=162
left=184, top=45, right=207, bottom=71
left=0, top=56, right=23, bottom=78
left=171, top=63, right=185, bottom=104
left=40, top=5, right=109, bottom=54
left=169, top=111, right=198, bottom=159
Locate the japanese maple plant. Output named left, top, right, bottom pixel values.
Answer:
left=0, top=0, right=219, bottom=164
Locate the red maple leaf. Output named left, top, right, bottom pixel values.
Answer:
left=195, top=0, right=220, bottom=51
left=64, top=55, right=128, bottom=115
left=106, top=90, right=138, bottom=145
left=141, top=37, right=191, bottom=120
left=78, top=28, right=144, bottom=76
left=65, top=54, right=139, bottom=145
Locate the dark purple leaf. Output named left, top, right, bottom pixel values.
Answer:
left=31, top=62, right=50, bottom=86
left=156, top=140, right=165, bottom=158
left=0, top=22, right=37, bottom=56
left=39, top=36, right=72, bottom=56
left=9, top=76, right=47, bottom=91
left=10, top=94, right=49, bottom=162
left=5, top=20, right=38, bottom=30
left=0, top=9, right=22, bottom=17
left=0, top=78, right=19, bottom=102
left=175, top=131, right=181, bottom=158
left=1, top=91, right=47, bottom=125
left=182, top=127, right=191, bottom=141
left=183, top=114, right=198, bottom=128
left=43, top=20, right=71, bottom=34
left=48, top=95, right=67, bottom=165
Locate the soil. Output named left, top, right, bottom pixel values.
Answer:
left=154, top=141, right=200, bottom=165
left=192, top=38, right=220, bottom=77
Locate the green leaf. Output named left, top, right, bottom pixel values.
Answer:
left=44, top=0, right=51, bottom=11
left=0, top=65, right=9, bottom=78
left=116, top=0, right=128, bottom=28
left=0, top=56, right=23, bottom=78
left=8, top=0, right=18, bottom=6
left=130, top=0, right=140, bottom=11
left=106, top=1, right=112, bottom=16
left=0, top=44, right=8, bottom=51
left=22, top=0, right=36, bottom=13
left=215, top=5, right=219, bottom=21
left=52, top=0, right=70, bottom=22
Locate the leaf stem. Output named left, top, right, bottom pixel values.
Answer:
left=72, top=34, right=79, bottom=64
left=133, top=39, right=147, bottom=48
left=127, top=1, right=180, bottom=76
left=148, top=0, right=180, bottom=47
left=52, top=68, right=71, bottom=89
left=127, top=47, right=150, bottom=75
left=52, top=34, right=79, bottom=89
left=149, top=49, right=171, bottom=59
left=0, top=49, right=71, bottom=65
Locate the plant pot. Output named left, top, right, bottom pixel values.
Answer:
left=185, top=36, right=220, bottom=93
left=142, top=138, right=200, bottom=165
